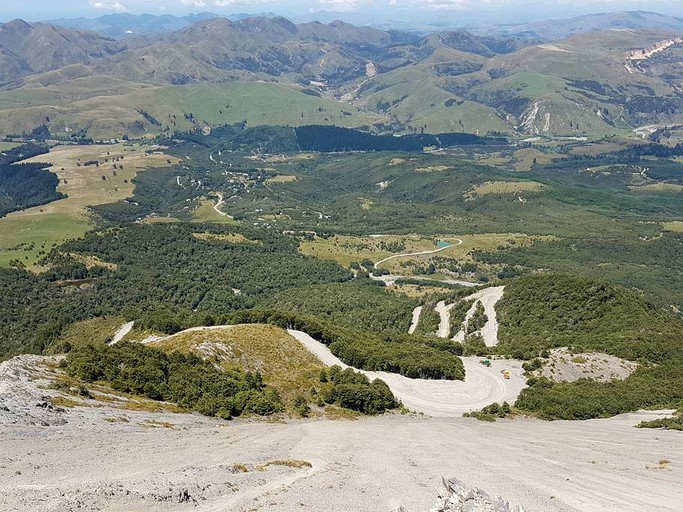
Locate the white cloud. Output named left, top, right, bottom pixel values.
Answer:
left=316, top=0, right=369, bottom=11
left=214, top=0, right=272, bottom=6
left=89, top=0, right=127, bottom=11
left=180, top=0, right=207, bottom=7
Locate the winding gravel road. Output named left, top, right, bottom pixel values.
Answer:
left=288, top=329, right=525, bottom=416
left=212, top=193, right=232, bottom=218
left=408, top=306, right=422, bottom=334
left=137, top=325, right=524, bottom=416
left=450, top=286, right=504, bottom=346
left=373, top=239, right=462, bottom=269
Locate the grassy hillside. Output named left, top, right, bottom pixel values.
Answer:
left=0, top=81, right=380, bottom=139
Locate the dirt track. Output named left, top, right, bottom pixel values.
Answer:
left=408, top=306, right=422, bottom=334
left=288, top=330, right=525, bottom=416
left=373, top=239, right=462, bottom=269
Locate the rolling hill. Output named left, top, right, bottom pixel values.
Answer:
left=1, top=16, right=682, bottom=138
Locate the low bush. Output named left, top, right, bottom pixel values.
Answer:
left=64, top=341, right=281, bottom=418
left=320, top=366, right=397, bottom=414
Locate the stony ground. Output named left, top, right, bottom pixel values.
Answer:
left=0, top=355, right=681, bottom=512
left=537, top=348, right=638, bottom=383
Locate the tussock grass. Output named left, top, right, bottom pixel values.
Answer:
left=154, top=324, right=325, bottom=413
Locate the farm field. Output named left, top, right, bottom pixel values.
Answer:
left=0, top=144, right=176, bottom=267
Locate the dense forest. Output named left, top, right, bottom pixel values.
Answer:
left=295, top=125, right=496, bottom=152
left=0, top=143, right=48, bottom=165
left=0, top=142, right=61, bottom=217
left=263, top=281, right=417, bottom=333
left=0, top=223, right=465, bottom=380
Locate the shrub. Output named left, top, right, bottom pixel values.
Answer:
left=65, top=342, right=280, bottom=418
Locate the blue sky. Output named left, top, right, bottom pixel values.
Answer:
left=1, top=0, right=681, bottom=23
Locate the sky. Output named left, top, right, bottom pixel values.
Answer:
left=0, top=0, right=681, bottom=24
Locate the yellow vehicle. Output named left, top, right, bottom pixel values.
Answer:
left=502, top=370, right=510, bottom=379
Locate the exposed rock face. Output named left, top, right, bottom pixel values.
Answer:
left=417, top=478, right=526, bottom=512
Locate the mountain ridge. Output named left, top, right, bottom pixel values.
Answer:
left=1, top=16, right=682, bottom=139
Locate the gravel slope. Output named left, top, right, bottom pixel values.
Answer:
left=451, top=286, right=505, bottom=346
left=1, top=412, right=680, bottom=512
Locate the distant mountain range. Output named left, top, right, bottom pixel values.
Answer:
left=43, top=12, right=283, bottom=39
left=470, top=10, right=683, bottom=40
left=0, top=13, right=682, bottom=140
left=39, top=10, right=683, bottom=41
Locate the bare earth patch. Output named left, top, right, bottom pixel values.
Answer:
left=538, top=348, right=638, bottom=383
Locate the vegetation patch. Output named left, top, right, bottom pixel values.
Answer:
left=192, top=232, right=259, bottom=244
left=265, top=175, right=298, bottom=185
left=63, top=341, right=283, bottom=419
left=318, top=365, right=397, bottom=415
left=264, top=282, right=417, bottom=333
left=662, top=221, right=683, bottom=233
left=463, top=402, right=513, bottom=422
left=414, top=165, right=452, bottom=173
left=629, top=183, right=683, bottom=193
left=464, top=180, right=546, bottom=200
left=413, top=302, right=440, bottom=336
left=49, top=316, right=127, bottom=353
left=154, top=324, right=326, bottom=414
left=258, top=459, right=312, bottom=470
left=496, top=275, right=683, bottom=420
left=637, top=409, right=683, bottom=431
